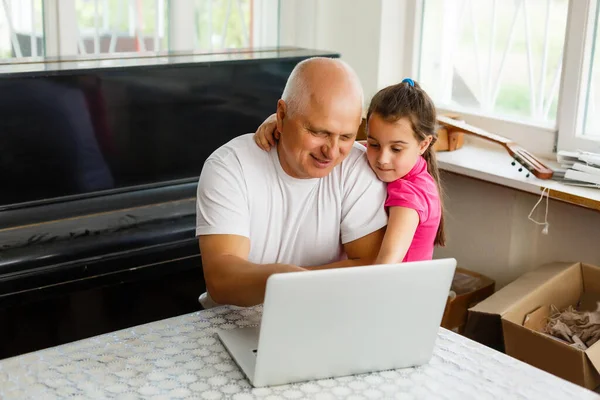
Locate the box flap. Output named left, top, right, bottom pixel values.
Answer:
left=469, top=262, right=579, bottom=317
left=585, top=342, right=600, bottom=375
left=581, top=265, right=600, bottom=375
left=503, top=264, right=583, bottom=324
left=523, top=305, right=550, bottom=333
left=583, top=264, right=600, bottom=295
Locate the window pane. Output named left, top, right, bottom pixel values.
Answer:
left=583, top=1, right=600, bottom=138
left=194, top=0, right=252, bottom=50
left=74, top=0, right=261, bottom=55
left=0, top=0, right=44, bottom=59
left=419, top=0, right=568, bottom=126
left=75, top=0, right=168, bottom=54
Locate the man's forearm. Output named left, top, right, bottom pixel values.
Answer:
left=205, top=255, right=305, bottom=307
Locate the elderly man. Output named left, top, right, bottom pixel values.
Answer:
left=196, top=57, right=387, bottom=307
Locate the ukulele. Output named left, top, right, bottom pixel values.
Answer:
left=437, top=115, right=554, bottom=180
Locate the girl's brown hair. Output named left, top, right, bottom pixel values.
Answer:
left=366, top=80, right=446, bottom=247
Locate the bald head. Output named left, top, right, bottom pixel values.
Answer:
left=275, top=58, right=365, bottom=180
left=281, top=57, right=364, bottom=117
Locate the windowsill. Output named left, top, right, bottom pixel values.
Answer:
left=437, top=137, right=600, bottom=212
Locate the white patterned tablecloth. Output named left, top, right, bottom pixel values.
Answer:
left=0, top=305, right=598, bottom=400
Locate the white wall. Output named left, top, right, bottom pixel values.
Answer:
left=279, top=0, right=388, bottom=106
left=377, top=0, right=406, bottom=89
left=434, top=172, right=600, bottom=288
left=280, top=0, right=600, bottom=289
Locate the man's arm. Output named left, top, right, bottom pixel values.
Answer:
left=306, top=227, right=385, bottom=270
left=199, top=234, right=305, bottom=307
left=197, top=156, right=304, bottom=307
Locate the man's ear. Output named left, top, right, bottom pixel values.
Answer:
left=276, top=99, right=287, bottom=137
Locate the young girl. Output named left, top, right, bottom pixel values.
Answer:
left=253, top=78, right=445, bottom=264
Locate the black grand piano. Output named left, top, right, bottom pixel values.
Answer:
left=0, top=48, right=339, bottom=359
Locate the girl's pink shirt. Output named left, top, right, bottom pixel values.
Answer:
left=384, top=156, right=441, bottom=262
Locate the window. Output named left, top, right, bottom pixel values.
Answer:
left=75, top=0, right=168, bottom=54
left=418, top=0, right=600, bottom=154
left=1, top=0, right=278, bottom=61
left=0, top=0, right=44, bottom=59
left=420, top=0, right=567, bottom=126
left=194, top=0, right=253, bottom=50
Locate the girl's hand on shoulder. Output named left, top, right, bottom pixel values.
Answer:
left=253, top=113, right=279, bottom=151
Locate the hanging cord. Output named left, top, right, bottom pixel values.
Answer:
left=528, top=187, right=550, bottom=235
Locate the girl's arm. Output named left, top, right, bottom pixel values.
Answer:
left=374, top=206, right=419, bottom=264
left=253, top=113, right=278, bottom=151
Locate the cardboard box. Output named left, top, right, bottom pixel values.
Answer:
left=465, top=262, right=600, bottom=390
left=441, top=267, right=495, bottom=333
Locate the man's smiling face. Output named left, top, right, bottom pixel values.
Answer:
left=275, top=94, right=362, bottom=179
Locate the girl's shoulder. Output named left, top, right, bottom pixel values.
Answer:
left=386, top=174, right=439, bottom=202
left=386, top=178, right=421, bottom=200
left=393, top=163, right=438, bottom=190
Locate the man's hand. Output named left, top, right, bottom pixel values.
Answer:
left=199, top=234, right=305, bottom=307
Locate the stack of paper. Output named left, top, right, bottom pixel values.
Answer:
left=556, top=150, right=600, bottom=188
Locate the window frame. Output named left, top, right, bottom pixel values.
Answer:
left=556, top=0, right=600, bottom=153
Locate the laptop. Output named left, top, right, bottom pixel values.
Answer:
left=217, top=258, right=457, bottom=387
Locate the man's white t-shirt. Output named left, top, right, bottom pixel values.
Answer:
left=196, top=134, right=387, bottom=267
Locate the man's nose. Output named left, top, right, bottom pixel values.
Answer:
left=322, top=137, right=340, bottom=160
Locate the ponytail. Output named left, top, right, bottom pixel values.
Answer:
left=422, top=145, right=446, bottom=247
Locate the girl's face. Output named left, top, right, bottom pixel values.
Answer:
left=366, top=113, right=432, bottom=183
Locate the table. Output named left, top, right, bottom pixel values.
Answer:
left=0, top=305, right=598, bottom=399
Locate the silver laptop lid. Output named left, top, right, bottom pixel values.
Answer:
left=253, top=258, right=457, bottom=387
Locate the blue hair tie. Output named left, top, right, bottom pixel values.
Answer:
left=401, top=78, right=415, bottom=87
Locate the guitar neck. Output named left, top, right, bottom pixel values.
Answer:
left=437, top=115, right=512, bottom=146
left=436, top=115, right=554, bottom=180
